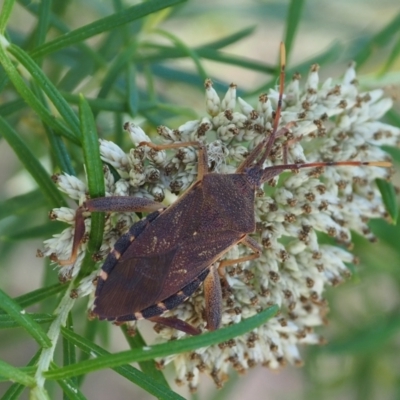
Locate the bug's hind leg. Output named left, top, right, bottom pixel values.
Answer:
left=148, top=316, right=201, bottom=336
left=218, top=235, right=262, bottom=271
left=203, top=264, right=223, bottom=331
left=204, top=235, right=262, bottom=331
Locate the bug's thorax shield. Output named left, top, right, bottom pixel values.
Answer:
left=200, top=173, right=256, bottom=233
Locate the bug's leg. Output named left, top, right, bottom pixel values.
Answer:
left=217, top=235, right=262, bottom=271
left=203, top=236, right=262, bottom=331
left=148, top=316, right=201, bottom=336
left=139, top=141, right=209, bottom=180
left=236, top=121, right=296, bottom=173
left=282, top=134, right=303, bottom=165
left=203, top=264, right=223, bottom=330
left=57, top=196, right=163, bottom=266
left=57, top=207, right=86, bottom=266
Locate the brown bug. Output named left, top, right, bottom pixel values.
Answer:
left=58, top=43, right=391, bottom=335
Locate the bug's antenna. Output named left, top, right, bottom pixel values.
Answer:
left=260, top=159, right=392, bottom=183
left=256, top=41, right=286, bottom=168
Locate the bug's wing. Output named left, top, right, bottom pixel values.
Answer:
left=157, top=231, right=244, bottom=301
left=94, top=231, right=244, bottom=320
left=94, top=248, right=178, bottom=319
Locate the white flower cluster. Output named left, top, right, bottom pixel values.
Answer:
left=42, top=63, right=398, bottom=391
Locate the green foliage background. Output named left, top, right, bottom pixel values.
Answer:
left=0, top=0, right=399, bottom=399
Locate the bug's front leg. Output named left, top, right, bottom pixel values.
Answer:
left=204, top=235, right=262, bottom=330
left=236, top=121, right=297, bottom=173
left=139, top=141, right=209, bottom=181
left=57, top=196, right=163, bottom=266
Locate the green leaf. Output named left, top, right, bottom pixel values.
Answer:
left=121, top=326, right=169, bottom=387
left=376, top=178, right=398, bottom=223
left=0, top=288, right=52, bottom=347
left=381, top=33, right=400, bottom=74
left=0, top=0, right=15, bottom=34
left=0, top=313, right=54, bottom=328
left=30, top=0, right=187, bottom=59
left=42, top=123, right=76, bottom=176
left=55, top=377, right=87, bottom=400
left=30, top=84, right=76, bottom=175
left=13, top=283, right=67, bottom=311
left=62, top=314, right=77, bottom=391
left=154, top=29, right=207, bottom=81
left=126, top=63, right=139, bottom=116
left=204, top=26, right=256, bottom=50
left=54, top=372, right=87, bottom=400
left=0, top=98, right=26, bottom=117
left=61, top=327, right=185, bottom=400
left=79, top=95, right=105, bottom=255
left=1, top=221, right=65, bottom=241
left=0, top=117, right=66, bottom=208
left=0, top=359, right=36, bottom=388
left=326, top=312, right=400, bottom=354
left=32, top=0, right=51, bottom=50
left=97, top=41, right=139, bottom=100
left=2, top=350, right=41, bottom=400
left=139, top=44, right=276, bottom=74
left=354, top=11, right=400, bottom=67
left=0, top=190, right=46, bottom=221
left=0, top=44, right=77, bottom=143
left=62, top=92, right=128, bottom=113
left=249, top=41, right=344, bottom=96
left=8, top=44, right=81, bottom=139
left=45, top=305, right=278, bottom=380
left=283, top=0, right=305, bottom=62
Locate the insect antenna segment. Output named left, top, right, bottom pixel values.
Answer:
left=254, top=42, right=392, bottom=185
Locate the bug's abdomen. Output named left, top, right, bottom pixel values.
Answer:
left=112, top=269, right=209, bottom=322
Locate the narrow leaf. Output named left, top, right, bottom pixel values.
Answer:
left=354, top=12, right=400, bottom=67
left=376, top=178, right=398, bottom=223
left=30, top=0, right=187, bottom=59
left=0, top=0, right=15, bottom=34
left=13, top=284, right=66, bottom=311
left=0, top=360, right=36, bottom=388
left=61, top=327, right=185, bottom=400
left=62, top=314, right=77, bottom=389
left=0, top=44, right=77, bottom=143
left=55, top=375, right=87, bottom=400
left=0, top=288, right=52, bottom=347
left=326, top=312, right=400, bottom=354
left=283, top=0, right=305, bottom=62
left=204, top=26, right=256, bottom=50
left=33, top=0, right=51, bottom=49
left=2, top=350, right=41, bottom=400
left=0, top=117, right=66, bottom=208
left=79, top=95, right=105, bottom=255
left=97, top=42, right=139, bottom=100
left=31, top=84, right=76, bottom=175
left=121, top=326, right=169, bottom=386
left=0, top=190, right=46, bottom=221
left=8, top=44, right=81, bottom=138
left=2, top=221, right=65, bottom=241
left=45, top=305, right=279, bottom=380
left=0, top=313, right=54, bottom=328
left=138, top=45, right=276, bottom=74
left=127, top=63, right=139, bottom=116
left=0, top=98, right=26, bottom=116
left=154, top=29, right=207, bottom=81
left=55, top=376, right=87, bottom=400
